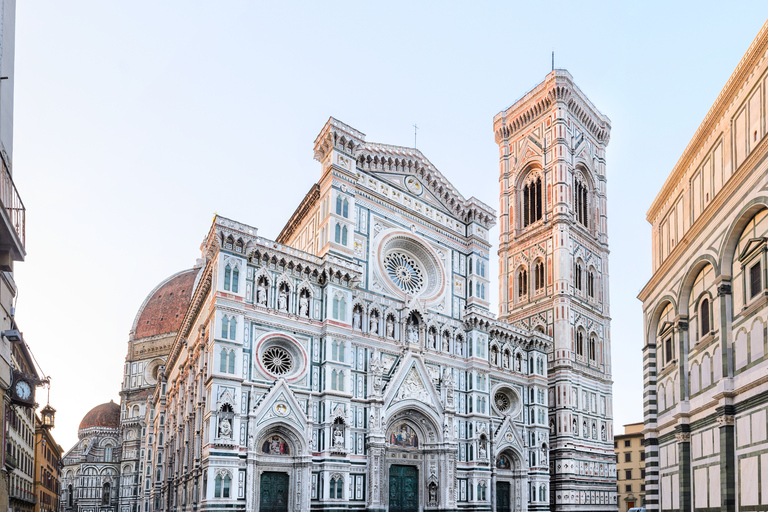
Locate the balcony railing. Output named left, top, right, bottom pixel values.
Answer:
left=10, top=484, right=37, bottom=503
left=0, top=158, right=24, bottom=251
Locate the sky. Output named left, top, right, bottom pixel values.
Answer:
left=10, top=1, right=768, bottom=450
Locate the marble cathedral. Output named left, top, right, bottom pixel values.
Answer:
left=62, top=70, right=616, bottom=512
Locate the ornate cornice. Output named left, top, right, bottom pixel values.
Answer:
left=647, top=19, right=768, bottom=221
left=276, top=183, right=320, bottom=245
left=493, top=69, right=611, bottom=145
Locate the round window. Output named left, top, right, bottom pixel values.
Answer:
left=384, top=252, right=425, bottom=294
left=262, top=346, right=293, bottom=375
left=255, top=335, right=307, bottom=381
left=492, top=386, right=522, bottom=417
left=375, top=231, right=445, bottom=302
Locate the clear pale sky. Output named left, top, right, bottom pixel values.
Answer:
left=11, top=2, right=768, bottom=450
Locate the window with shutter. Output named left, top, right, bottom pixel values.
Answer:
left=750, top=261, right=762, bottom=298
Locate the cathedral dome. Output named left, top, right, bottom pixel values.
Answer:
left=131, top=267, right=201, bottom=339
left=79, top=401, right=120, bottom=430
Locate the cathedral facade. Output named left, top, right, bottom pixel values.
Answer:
left=63, top=72, right=616, bottom=512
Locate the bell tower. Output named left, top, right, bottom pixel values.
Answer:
left=495, top=70, right=617, bottom=510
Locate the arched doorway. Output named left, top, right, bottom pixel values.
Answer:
left=495, top=448, right=525, bottom=512
left=382, top=407, right=444, bottom=512
left=251, top=424, right=311, bottom=512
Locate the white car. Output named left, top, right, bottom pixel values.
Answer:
left=628, top=508, right=647, bottom=512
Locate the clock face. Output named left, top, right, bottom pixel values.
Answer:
left=15, top=380, right=31, bottom=400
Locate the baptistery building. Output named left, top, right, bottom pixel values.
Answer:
left=63, top=71, right=616, bottom=512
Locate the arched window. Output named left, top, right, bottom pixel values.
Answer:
left=223, top=475, right=231, bottom=498
left=68, top=485, right=73, bottom=507
left=478, top=481, right=487, bottom=501
left=333, top=296, right=340, bottom=319
left=331, top=477, right=343, bottom=499
left=332, top=340, right=338, bottom=361
left=589, top=336, right=596, bottom=361
left=231, top=267, right=239, bottom=293
left=576, top=331, right=584, bottom=357
left=339, top=297, right=346, bottom=322
left=587, top=271, right=595, bottom=298
left=575, top=262, right=583, bottom=291
left=343, top=199, right=349, bottom=218
left=224, top=264, right=232, bottom=291
left=338, top=371, right=344, bottom=392
left=338, top=341, right=345, bottom=362
left=102, top=483, right=111, bottom=505
left=522, top=177, right=543, bottom=227
left=575, top=179, right=589, bottom=227
left=331, top=370, right=337, bottom=390
left=229, top=316, right=236, bottom=340
left=335, top=223, right=341, bottom=243
left=336, top=195, right=342, bottom=215
left=105, top=445, right=113, bottom=462
left=539, top=485, right=546, bottom=502
left=700, top=298, right=710, bottom=337
left=214, top=474, right=222, bottom=497
left=534, top=261, right=544, bottom=292
left=220, top=348, right=228, bottom=372
left=518, top=268, right=528, bottom=298
left=341, top=226, right=348, bottom=245
left=228, top=350, right=235, bottom=374
left=221, top=316, right=229, bottom=339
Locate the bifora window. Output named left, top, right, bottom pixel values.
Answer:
left=522, top=177, right=543, bottom=227
left=700, top=298, right=710, bottom=336
left=574, top=179, right=589, bottom=227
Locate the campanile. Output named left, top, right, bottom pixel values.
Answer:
left=495, top=70, right=617, bottom=510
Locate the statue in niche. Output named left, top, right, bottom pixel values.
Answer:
left=516, top=354, right=522, bottom=372
left=541, top=447, right=547, bottom=465
left=592, top=423, right=597, bottom=439
left=299, top=294, right=309, bottom=317
left=583, top=421, right=588, bottom=438
left=353, top=309, right=362, bottom=330
left=333, top=426, right=344, bottom=447
left=370, top=314, right=378, bottom=335
left=219, top=418, right=232, bottom=438
left=406, top=320, right=418, bottom=344
left=257, top=282, right=267, bottom=306
left=429, top=330, right=437, bottom=349
left=428, top=483, right=437, bottom=506
left=479, top=440, right=487, bottom=459
left=572, top=418, right=578, bottom=435
left=386, top=317, right=395, bottom=338
left=504, top=351, right=510, bottom=368
left=278, top=289, right=288, bottom=312
left=443, top=336, right=449, bottom=352
left=601, top=424, right=606, bottom=441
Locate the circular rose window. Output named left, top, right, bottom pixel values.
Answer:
left=492, top=386, right=522, bottom=417
left=384, top=252, right=425, bottom=294
left=262, top=347, right=293, bottom=375
left=375, top=231, right=445, bottom=302
left=255, top=334, right=307, bottom=381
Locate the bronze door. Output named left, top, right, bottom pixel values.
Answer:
left=259, top=472, right=289, bottom=512
left=389, top=465, right=418, bottom=512
left=496, top=481, right=511, bottom=512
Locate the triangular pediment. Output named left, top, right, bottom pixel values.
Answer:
left=252, top=379, right=308, bottom=431
left=739, top=237, right=767, bottom=263
left=494, top=415, right=525, bottom=459
left=383, top=354, right=443, bottom=415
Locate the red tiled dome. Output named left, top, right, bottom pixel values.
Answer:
left=133, top=268, right=199, bottom=339
left=79, top=401, right=120, bottom=430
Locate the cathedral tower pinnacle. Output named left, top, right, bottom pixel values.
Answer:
left=495, top=69, right=616, bottom=510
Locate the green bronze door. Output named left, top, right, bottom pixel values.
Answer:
left=496, top=481, right=511, bottom=512
left=389, top=465, right=418, bottom=512
left=259, top=472, right=289, bottom=512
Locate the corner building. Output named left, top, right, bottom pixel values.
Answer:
left=495, top=70, right=617, bottom=510
left=639, top=20, right=768, bottom=512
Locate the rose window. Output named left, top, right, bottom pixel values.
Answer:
left=262, top=347, right=293, bottom=376
left=494, top=391, right=511, bottom=412
left=384, top=252, right=425, bottom=294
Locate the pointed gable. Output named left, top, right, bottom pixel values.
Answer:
left=252, top=379, right=308, bottom=431
left=383, top=354, right=443, bottom=415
